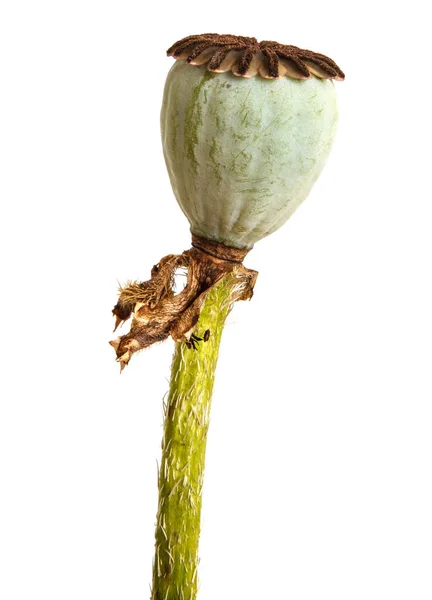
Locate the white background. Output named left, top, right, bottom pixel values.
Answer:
left=1, top=1, right=431, bottom=599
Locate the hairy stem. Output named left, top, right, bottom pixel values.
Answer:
left=151, top=276, right=234, bottom=600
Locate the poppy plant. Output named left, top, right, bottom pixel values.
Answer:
left=110, top=33, right=344, bottom=600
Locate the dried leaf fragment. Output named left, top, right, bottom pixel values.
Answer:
left=110, top=237, right=258, bottom=370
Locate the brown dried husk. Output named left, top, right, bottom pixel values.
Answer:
left=110, top=236, right=257, bottom=370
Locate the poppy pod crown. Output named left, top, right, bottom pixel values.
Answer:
left=167, top=33, right=345, bottom=81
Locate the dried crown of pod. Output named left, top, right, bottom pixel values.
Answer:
left=161, top=33, right=344, bottom=249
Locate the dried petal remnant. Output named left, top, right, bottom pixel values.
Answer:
left=110, top=237, right=257, bottom=370
left=167, top=33, right=345, bottom=81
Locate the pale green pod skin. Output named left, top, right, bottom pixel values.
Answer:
left=161, top=61, right=339, bottom=249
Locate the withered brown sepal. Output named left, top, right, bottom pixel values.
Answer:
left=110, top=236, right=257, bottom=371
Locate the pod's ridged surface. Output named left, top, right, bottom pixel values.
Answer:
left=161, top=61, right=338, bottom=249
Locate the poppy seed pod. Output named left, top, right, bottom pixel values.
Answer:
left=161, top=34, right=345, bottom=249
left=111, top=35, right=344, bottom=368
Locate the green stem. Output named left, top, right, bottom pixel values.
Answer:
left=151, top=276, right=234, bottom=600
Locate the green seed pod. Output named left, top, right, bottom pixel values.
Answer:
left=161, top=34, right=344, bottom=249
